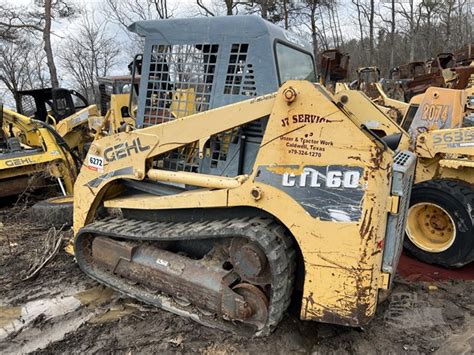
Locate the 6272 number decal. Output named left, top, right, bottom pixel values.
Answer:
left=86, top=154, right=104, bottom=172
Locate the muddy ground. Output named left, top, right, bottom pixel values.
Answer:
left=1, top=202, right=473, bottom=354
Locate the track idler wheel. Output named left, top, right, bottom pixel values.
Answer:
left=229, top=238, right=271, bottom=284
left=232, top=283, right=269, bottom=329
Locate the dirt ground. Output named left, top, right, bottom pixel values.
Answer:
left=1, top=202, right=473, bottom=354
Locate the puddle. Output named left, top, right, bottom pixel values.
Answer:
left=88, top=305, right=136, bottom=324
left=0, top=285, right=118, bottom=352
left=75, top=286, right=115, bottom=307
left=0, top=295, right=82, bottom=340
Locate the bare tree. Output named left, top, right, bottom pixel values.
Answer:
left=419, top=0, right=443, bottom=55
left=378, top=0, right=398, bottom=70
left=43, top=0, right=59, bottom=88
left=0, top=0, right=76, bottom=88
left=0, top=40, right=49, bottom=110
left=196, top=0, right=218, bottom=15
left=105, top=0, right=173, bottom=34
left=397, top=0, right=423, bottom=61
left=299, top=0, right=324, bottom=63
left=352, top=0, right=366, bottom=58
left=439, top=0, right=456, bottom=48
left=58, top=16, right=120, bottom=103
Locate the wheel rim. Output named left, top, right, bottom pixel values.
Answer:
left=406, top=202, right=456, bottom=253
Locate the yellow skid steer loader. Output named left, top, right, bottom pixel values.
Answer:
left=73, top=17, right=416, bottom=336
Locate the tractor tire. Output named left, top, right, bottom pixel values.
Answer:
left=404, top=179, right=474, bottom=268
left=30, top=196, right=73, bottom=228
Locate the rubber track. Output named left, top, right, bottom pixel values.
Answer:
left=75, top=217, right=296, bottom=336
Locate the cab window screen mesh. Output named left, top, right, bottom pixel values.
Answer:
left=224, top=43, right=256, bottom=96
left=20, top=95, right=38, bottom=117
left=143, top=43, right=219, bottom=127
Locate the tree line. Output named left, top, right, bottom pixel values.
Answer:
left=0, top=0, right=473, bottom=109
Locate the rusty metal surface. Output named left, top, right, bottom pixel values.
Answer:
left=320, top=49, right=350, bottom=85
left=0, top=175, right=48, bottom=198
left=76, top=217, right=294, bottom=335
left=229, top=238, right=270, bottom=284
left=232, top=283, right=269, bottom=329
left=91, top=236, right=268, bottom=324
left=92, top=236, right=136, bottom=270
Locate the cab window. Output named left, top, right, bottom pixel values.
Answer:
left=402, top=104, right=419, bottom=131
left=276, top=43, right=316, bottom=84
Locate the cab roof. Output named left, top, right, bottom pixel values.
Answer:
left=128, top=15, right=313, bottom=52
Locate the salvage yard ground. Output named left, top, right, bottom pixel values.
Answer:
left=1, top=204, right=473, bottom=354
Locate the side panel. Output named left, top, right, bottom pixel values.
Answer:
left=248, top=82, right=393, bottom=325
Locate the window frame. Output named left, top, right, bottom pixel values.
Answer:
left=273, top=39, right=317, bottom=85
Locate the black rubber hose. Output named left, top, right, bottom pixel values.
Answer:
left=32, top=119, right=83, bottom=170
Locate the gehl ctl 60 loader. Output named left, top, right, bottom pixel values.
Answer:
left=73, top=17, right=416, bottom=335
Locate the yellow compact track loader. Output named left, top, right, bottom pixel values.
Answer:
left=16, top=88, right=102, bottom=159
left=96, top=75, right=139, bottom=135
left=399, top=86, right=474, bottom=268
left=73, top=17, right=416, bottom=336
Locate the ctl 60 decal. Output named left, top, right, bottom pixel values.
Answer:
left=256, top=165, right=365, bottom=222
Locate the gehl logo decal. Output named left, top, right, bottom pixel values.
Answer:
left=5, top=157, right=34, bottom=167
left=104, top=138, right=150, bottom=162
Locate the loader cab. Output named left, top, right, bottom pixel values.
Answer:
left=400, top=87, right=471, bottom=139
left=354, top=67, right=380, bottom=99
left=97, top=75, right=140, bottom=117
left=128, top=16, right=316, bottom=129
left=128, top=16, right=316, bottom=176
left=319, top=49, right=350, bottom=89
left=17, top=88, right=88, bottom=124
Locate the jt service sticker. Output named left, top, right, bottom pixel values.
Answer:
left=86, top=154, right=104, bottom=172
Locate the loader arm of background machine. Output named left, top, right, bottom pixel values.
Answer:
left=54, top=104, right=103, bottom=153
left=1, top=107, right=78, bottom=194
left=415, top=127, right=474, bottom=157
left=413, top=127, right=474, bottom=184
left=374, top=83, right=409, bottom=113
left=2, top=107, right=43, bottom=146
